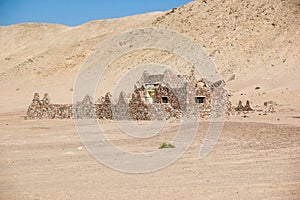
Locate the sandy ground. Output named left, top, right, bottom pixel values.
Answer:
left=0, top=111, right=300, bottom=200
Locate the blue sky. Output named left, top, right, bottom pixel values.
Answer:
left=0, top=0, right=192, bottom=26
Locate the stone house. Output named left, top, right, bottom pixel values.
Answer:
left=26, top=69, right=232, bottom=120
left=128, top=69, right=214, bottom=120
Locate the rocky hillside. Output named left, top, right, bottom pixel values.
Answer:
left=153, top=0, right=300, bottom=80
left=0, top=0, right=299, bottom=111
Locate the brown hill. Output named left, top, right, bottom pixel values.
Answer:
left=0, top=0, right=299, bottom=112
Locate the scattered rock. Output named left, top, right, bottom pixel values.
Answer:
left=235, top=100, right=254, bottom=112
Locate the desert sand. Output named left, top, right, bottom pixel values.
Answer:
left=0, top=0, right=299, bottom=199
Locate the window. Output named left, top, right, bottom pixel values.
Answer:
left=145, top=84, right=154, bottom=89
left=161, top=96, right=169, bottom=103
left=145, top=83, right=160, bottom=89
left=146, top=90, right=155, bottom=104
left=195, top=96, right=205, bottom=104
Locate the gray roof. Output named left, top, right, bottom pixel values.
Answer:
left=145, top=74, right=164, bottom=84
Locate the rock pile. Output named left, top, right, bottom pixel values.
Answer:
left=96, top=93, right=113, bottom=120
left=235, top=100, right=254, bottom=112
left=148, top=104, right=167, bottom=120
left=244, top=100, right=254, bottom=111
left=264, top=101, right=276, bottom=113
left=129, top=92, right=150, bottom=120
left=164, top=104, right=182, bottom=120
left=112, top=92, right=130, bottom=120
left=26, top=93, right=73, bottom=119
left=73, top=95, right=96, bottom=119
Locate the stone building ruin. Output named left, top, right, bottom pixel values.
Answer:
left=26, top=93, right=72, bottom=119
left=25, top=69, right=248, bottom=120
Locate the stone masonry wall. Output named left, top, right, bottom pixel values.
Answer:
left=25, top=70, right=257, bottom=121
left=26, top=93, right=72, bottom=119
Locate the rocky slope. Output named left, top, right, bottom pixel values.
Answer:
left=0, top=0, right=299, bottom=112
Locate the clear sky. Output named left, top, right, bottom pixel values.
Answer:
left=0, top=0, right=192, bottom=26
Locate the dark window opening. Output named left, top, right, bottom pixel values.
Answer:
left=145, top=83, right=153, bottom=88
left=195, top=96, right=205, bottom=104
left=161, top=96, right=169, bottom=103
left=145, top=83, right=160, bottom=88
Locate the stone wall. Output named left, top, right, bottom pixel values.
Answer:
left=73, top=95, right=96, bottom=119
left=153, top=84, right=181, bottom=110
left=26, top=93, right=73, bottom=119
left=129, top=92, right=150, bottom=120
left=112, top=92, right=130, bottom=120
left=96, top=93, right=113, bottom=120
left=25, top=70, right=248, bottom=121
